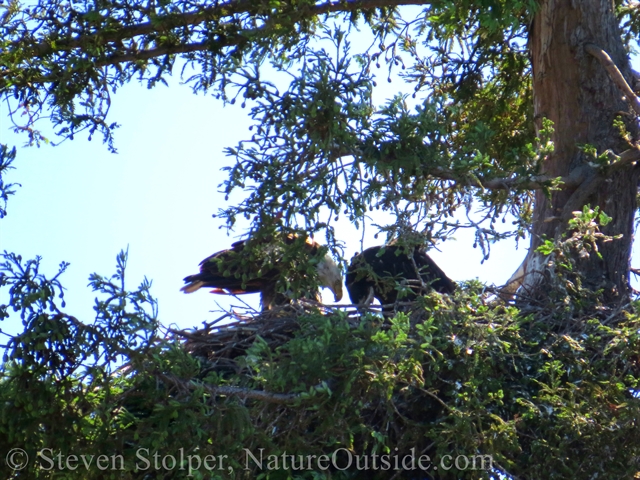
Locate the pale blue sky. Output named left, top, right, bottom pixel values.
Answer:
left=2, top=41, right=637, bottom=333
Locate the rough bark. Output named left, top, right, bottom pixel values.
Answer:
left=512, top=0, right=640, bottom=299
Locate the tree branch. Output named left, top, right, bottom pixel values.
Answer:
left=558, top=147, right=640, bottom=222
left=160, top=374, right=298, bottom=404
left=606, top=145, right=640, bottom=172
left=17, top=0, right=427, bottom=59
left=560, top=173, right=603, bottom=222
left=424, top=166, right=574, bottom=191
left=585, top=42, right=640, bottom=117
left=426, top=145, right=640, bottom=193
left=96, top=41, right=210, bottom=66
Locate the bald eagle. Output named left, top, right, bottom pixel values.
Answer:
left=181, top=235, right=343, bottom=311
left=346, top=245, right=455, bottom=310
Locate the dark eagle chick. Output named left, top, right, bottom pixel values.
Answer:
left=346, top=245, right=455, bottom=310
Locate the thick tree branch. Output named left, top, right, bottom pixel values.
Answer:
left=420, top=166, right=574, bottom=191
left=560, top=174, right=603, bottom=222
left=559, top=147, right=640, bottom=222
left=585, top=42, right=640, bottom=117
left=97, top=41, right=210, bottom=66
left=160, top=373, right=298, bottom=404
left=606, top=145, right=640, bottom=172
left=430, top=145, right=640, bottom=193
left=17, top=0, right=426, bottom=59
left=357, top=159, right=626, bottom=194
left=199, top=383, right=298, bottom=404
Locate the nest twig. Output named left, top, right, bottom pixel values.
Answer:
left=169, top=296, right=460, bottom=373
left=168, top=302, right=355, bottom=368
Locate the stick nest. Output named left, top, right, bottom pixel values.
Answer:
left=169, top=302, right=362, bottom=373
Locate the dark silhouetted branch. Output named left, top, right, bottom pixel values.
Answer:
left=585, top=43, right=640, bottom=117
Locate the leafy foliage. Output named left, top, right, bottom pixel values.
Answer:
left=1, top=0, right=637, bottom=253
left=3, top=0, right=640, bottom=478
left=1, top=257, right=640, bottom=479
left=0, top=250, right=158, bottom=478
left=0, top=145, right=19, bottom=219
left=1, top=0, right=550, bottom=250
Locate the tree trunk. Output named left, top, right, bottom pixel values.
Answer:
left=512, top=0, right=640, bottom=299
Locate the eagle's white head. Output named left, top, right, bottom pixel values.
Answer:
left=317, top=254, right=344, bottom=302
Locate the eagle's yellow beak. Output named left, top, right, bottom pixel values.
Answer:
left=333, top=281, right=344, bottom=302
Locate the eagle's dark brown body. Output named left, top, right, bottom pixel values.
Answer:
left=182, top=236, right=343, bottom=311
left=346, top=245, right=455, bottom=310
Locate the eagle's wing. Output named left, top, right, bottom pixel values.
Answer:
left=182, top=233, right=343, bottom=310
left=182, top=240, right=271, bottom=294
left=346, top=245, right=455, bottom=307
left=412, top=248, right=456, bottom=294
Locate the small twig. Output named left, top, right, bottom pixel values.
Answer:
left=585, top=43, right=640, bottom=117
left=417, top=387, right=453, bottom=413
left=204, top=312, right=233, bottom=328
left=602, top=302, right=631, bottom=325
left=211, top=335, right=258, bottom=357
left=166, top=328, right=205, bottom=340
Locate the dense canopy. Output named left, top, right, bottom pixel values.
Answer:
left=2, top=0, right=542, bottom=247
left=3, top=0, right=640, bottom=478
